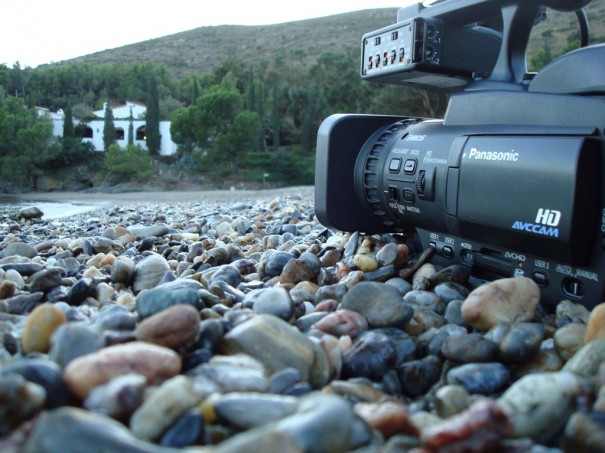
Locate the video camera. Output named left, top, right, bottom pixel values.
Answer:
left=315, top=0, right=605, bottom=310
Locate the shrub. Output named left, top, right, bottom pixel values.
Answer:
left=103, top=144, right=155, bottom=184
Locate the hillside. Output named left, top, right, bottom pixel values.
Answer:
left=69, top=8, right=398, bottom=78
left=63, top=4, right=604, bottom=78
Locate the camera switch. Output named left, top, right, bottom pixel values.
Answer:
left=460, top=249, right=474, bottom=265
left=404, top=159, right=417, bottom=174
left=416, top=167, right=436, bottom=200
left=403, top=189, right=415, bottom=203
left=562, top=277, right=585, bottom=298
left=389, top=158, right=402, bottom=172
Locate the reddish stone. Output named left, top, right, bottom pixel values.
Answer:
left=355, top=400, right=420, bottom=439
left=421, top=398, right=511, bottom=451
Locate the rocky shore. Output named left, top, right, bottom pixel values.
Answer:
left=0, top=189, right=604, bottom=452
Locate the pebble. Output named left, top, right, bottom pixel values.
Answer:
left=486, top=322, right=544, bottom=363
left=135, top=278, right=206, bottom=318
left=433, top=281, right=469, bottom=303
left=244, top=286, right=295, bottom=320
left=0, top=241, right=38, bottom=258
left=396, top=355, right=442, bottom=397
left=84, top=373, right=146, bottom=422
left=49, top=322, right=104, bottom=368
left=214, top=392, right=354, bottom=453
left=0, top=374, right=45, bottom=435
left=461, top=277, right=540, bottom=331
left=563, top=411, right=605, bottom=452
left=341, top=329, right=397, bottom=380
left=1, top=194, right=603, bottom=452
left=422, top=398, right=511, bottom=451
left=557, top=299, right=591, bottom=325
left=447, top=362, right=511, bottom=395
left=441, top=332, right=499, bottom=363
left=159, top=409, right=204, bottom=448
left=63, top=341, right=181, bottom=399
left=190, top=354, right=268, bottom=393
left=498, top=371, right=583, bottom=442
left=132, top=253, right=170, bottom=293
left=0, top=357, right=72, bottom=408
left=562, top=339, right=605, bottom=378
left=554, top=322, right=587, bottom=361
left=0, top=279, right=17, bottom=299
left=136, top=304, right=201, bottom=350
left=18, top=206, right=44, bottom=219
left=130, top=375, right=207, bottom=441
left=211, top=392, right=298, bottom=429
left=310, top=309, right=368, bottom=338
left=29, top=268, right=64, bottom=294
left=584, top=302, right=605, bottom=343
left=341, top=281, right=414, bottom=328
left=110, top=255, right=136, bottom=285
left=21, top=303, right=67, bottom=353
left=23, top=407, right=167, bottom=453
left=219, top=314, right=329, bottom=388
left=354, top=400, right=419, bottom=439
left=434, top=384, right=471, bottom=418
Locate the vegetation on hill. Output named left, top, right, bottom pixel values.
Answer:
left=0, top=5, right=603, bottom=192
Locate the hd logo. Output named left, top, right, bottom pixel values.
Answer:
left=512, top=208, right=561, bottom=238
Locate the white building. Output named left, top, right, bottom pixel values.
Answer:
left=37, top=101, right=178, bottom=156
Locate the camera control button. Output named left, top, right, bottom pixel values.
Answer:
left=389, top=158, right=402, bottom=172
left=403, top=188, right=415, bottom=203
left=460, top=249, right=474, bottom=265
left=532, top=271, right=549, bottom=287
left=404, top=159, right=417, bottom=174
left=562, top=277, right=584, bottom=298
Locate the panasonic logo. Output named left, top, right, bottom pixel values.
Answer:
left=468, top=147, right=519, bottom=162
left=511, top=221, right=559, bottom=238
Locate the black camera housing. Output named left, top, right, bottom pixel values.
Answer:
left=315, top=0, right=605, bottom=310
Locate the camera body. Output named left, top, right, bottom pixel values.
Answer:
left=315, top=0, right=605, bottom=310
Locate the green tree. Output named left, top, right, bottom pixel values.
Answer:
left=146, top=74, right=161, bottom=155
left=103, top=101, right=117, bottom=151
left=0, top=94, right=59, bottom=186
left=188, top=76, right=243, bottom=149
left=271, top=76, right=280, bottom=150
left=170, top=72, right=266, bottom=178
left=62, top=103, right=75, bottom=151
left=127, top=106, right=134, bottom=146
left=103, top=143, right=155, bottom=183
left=214, top=110, right=262, bottom=169
left=170, top=107, right=196, bottom=152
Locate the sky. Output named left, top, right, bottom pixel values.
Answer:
left=2, top=0, right=412, bottom=68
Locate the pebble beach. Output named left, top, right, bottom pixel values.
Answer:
left=0, top=186, right=604, bottom=452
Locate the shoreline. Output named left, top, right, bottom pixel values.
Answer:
left=0, top=185, right=315, bottom=206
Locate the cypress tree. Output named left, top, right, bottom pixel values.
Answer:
left=271, top=77, right=280, bottom=150
left=62, top=103, right=75, bottom=152
left=127, top=106, right=134, bottom=146
left=146, top=74, right=161, bottom=155
left=103, top=100, right=117, bottom=151
left=191, top=78, right=200, bottom=104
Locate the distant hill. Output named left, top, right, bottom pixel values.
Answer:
left=68, top=9, right=398, bottom=78
left=60, top=4, right=604, bottom=78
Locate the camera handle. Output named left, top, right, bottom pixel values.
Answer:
left=467, top=0, right=591, bottom=91
left=470, top=3, right=542, bottom=90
